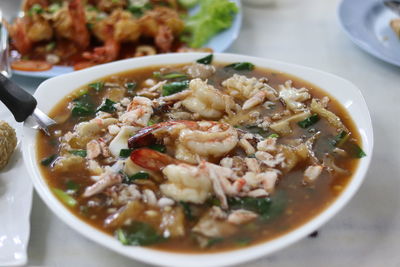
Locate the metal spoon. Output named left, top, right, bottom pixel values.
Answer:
left=0, top=73, right=56, bottom=135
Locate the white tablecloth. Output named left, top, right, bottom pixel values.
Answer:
left=10, top=0, right=400, bottom=266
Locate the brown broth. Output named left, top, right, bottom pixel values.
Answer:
left=37, top=62, right=361, bottom=253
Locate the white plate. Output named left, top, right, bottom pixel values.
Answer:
left=22, top=53, right=373, bottom=267
left=0, top=103, right=33, bottom=267
left=12, top=0, right=242, bottom=79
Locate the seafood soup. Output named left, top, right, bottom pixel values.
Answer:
left=37, top=55, right=365, bottom=252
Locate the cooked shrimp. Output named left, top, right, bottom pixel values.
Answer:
left=182, top=79, right=235, bottom=119
left=7, top=18, right=32, bottom=54
left=227, top=209, right=258, bottom=225
left=82, top=39, right=120, bottom=64
left=139, top=7, right=184, bottom=52
left=130, top=148, right=182, bottom=172
left=161, top=163, right=213, bottom=204
left=83, top=170, right=122, bottom=198
left=222, top=74, right=278, bottom=110
left=119, top=96, right=153, bottom=127
left=128, top=120, right=238, bottom=164
left=68, top=0, right=90, bottom=49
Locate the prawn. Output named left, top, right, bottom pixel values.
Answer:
left=68, top=0, right=90, bottom=49
left=128, top=120, right=238, bottom=164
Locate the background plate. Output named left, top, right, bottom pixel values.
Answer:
left=0, top=103, right=33, bottom=266
left=12, top=0, right=242, bottom=79
left=338, top=0, right=400, bottom=67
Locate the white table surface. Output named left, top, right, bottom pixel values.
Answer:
left=6, top=0, right=400, bottom=266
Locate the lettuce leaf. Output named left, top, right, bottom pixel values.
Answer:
left=183, top=0, right=238, bottom=48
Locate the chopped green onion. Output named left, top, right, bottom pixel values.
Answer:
left=89, top=82, right=104, bottom=92
left=162, top=80, right=189, bottom=96
left=52, top=188, right=77, bottom=207
left=69, top=149, right=87, bottom=157
left=197, top=54, right=213, bottom=65
left=148, top=144, right=166, bottom=153
left=268, top=133, right=279, bottom=138
left=116, top=229, right=129, bottom=245
left=96, top=99, right=116, bottom=113
left=248, top=154, right=256, bottom=158
left=153, top=71, right=188, bottom=80
left=119, top=149, right=133, bottom=158
left=225, top=62, right=255, bottom=71
left=41, top=154, right=57, bottom=166
left=297, top=114, right=320, bottom=128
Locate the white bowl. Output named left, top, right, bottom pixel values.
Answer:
left=22, top=53, right=374, bottom=267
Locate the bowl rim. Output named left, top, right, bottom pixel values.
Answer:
left=22, top=52, right=374, bottom=267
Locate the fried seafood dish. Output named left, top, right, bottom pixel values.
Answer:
left=6, top=0, right=237, bottom=71
left=37, top=55, right=366, bottom=252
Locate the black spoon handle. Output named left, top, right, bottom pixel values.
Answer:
left=0, top=74, right=37, bottom=122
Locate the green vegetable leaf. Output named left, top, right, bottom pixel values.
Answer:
left=148, top=144, right=166, bottom=153
left=41, top=154, right=57, bottom=166
left=197, top=54, right=213, bottom=65
left=116, top=221, right=164, bottom=246
left=183, top=0, right=238, bottom=48
left=154, top=72, right=188, bottom=80
left=123, top=171, right=150, bottom=184
left=180, top=201, right=194, bottom=221
left=224, top=62, right=255, bottom=71
left=119, top=149, right=133, bottom=158
left=206, top=237, right=224, bottom=247
left=128, top=2, right=153, bottom=17
left=235, top=237, right=252, bottom=246
left=72, top=94, right=95, bottom=117
left=48, top=3, right=61, bottom=13
left=228, top=197, right=271, bottom=216
left=348, top=143, right=367, bottom=158
left=268, top=133, right=279, bottom=138
left=125, top=82, right=137, bottom=92
left=298, top=114, right=320, bottom=129
left=162, top=80, right=189, bottom=96
left=89, top=82, right=104, bottom=92
left=45, top=42, right=56, bottom=52
left=97, top=99, right=116, bottom=113
left=52, top=188, right=77, bottom=207
left=330, top=131, right=349, bottom=147
left=66, top=180, right=80, bottom=193
left=69, top=149, right=87, bottom=157
left=29, top=4, right=43, bottom=15
left=228, top=192, right=287, bottom=221
left=130, top=172, right=150, bottom=180
left=178, top=0, right=199, bottom=8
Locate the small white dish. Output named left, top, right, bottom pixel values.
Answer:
left=0, top=103, right=33, bottom=267
left=22, top=53, right=373, bottom=267
left=12, top=0, right=242, bottom=79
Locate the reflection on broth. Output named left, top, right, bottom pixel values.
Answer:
left=37, top=55, right=365, bottom=253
